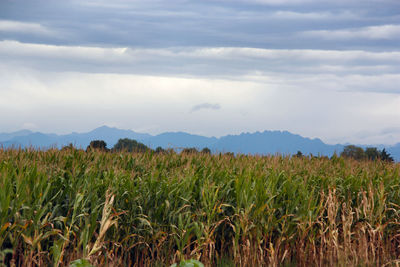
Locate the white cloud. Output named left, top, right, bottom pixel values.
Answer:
left=0, top=20, right=54, bottom=36
left=0, top=40, right=128, bottom=62
left=302, top=24, right=400, bottom=40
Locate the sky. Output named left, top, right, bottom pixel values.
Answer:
left=0, top=0, right=400, bottom=145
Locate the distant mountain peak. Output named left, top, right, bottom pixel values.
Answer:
left=0, top=129, right=34, bottom=142
left=91, top=125, right=117, bottom=132
left=95, top=125, right=112, bottom=129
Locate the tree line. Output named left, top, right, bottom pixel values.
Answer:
left=295, top=145, right=394, bottom=162
left=81, top=138, right=212, bottom=155
left=62, top=139, right=395, bottom=162
left=340, top=145, right=394, bottom=162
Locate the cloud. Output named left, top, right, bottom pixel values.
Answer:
left=214, top=0, right=327, bottom=5
left=341, top=127, right=400, bottom=145
left=1, top=41, right=400, bottom=100
left=1, top=0, right=399, bottom=50
left=302, top=24, right=400, bottom=40
left=1, top=60, right=399, bottom=144
left=1, top=41, right=400, bottom=84
left=213, top=0, right=397, bottom=7
left=0, top=40, right=127, bottom=62
left=191, top=103, right=221, bottom=112
left=0, top=20, right=54, bottom=36
left=271, top=10, right=357, bottom=20
left=22, top=122, right=38, bottom=131
left=380, top=127, right=400, bottom=135
left=3, top=40, right=400, bottom=66
left=0, top=69, right=259, bottom=136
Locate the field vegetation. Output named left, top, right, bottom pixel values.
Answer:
left=0, top=147, right=400, bottom=266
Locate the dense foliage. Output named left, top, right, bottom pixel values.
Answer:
left=0, top=148, right=400, bottom=266
left=341, top=145, right=394, bottom=162
left=86, top=140, right=108, bottom=152
left=112, top=138, right=150, bottom=153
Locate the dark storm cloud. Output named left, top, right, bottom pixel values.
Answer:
left=1, top=0, right=399, bottom=50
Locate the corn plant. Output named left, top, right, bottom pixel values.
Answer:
left=0, top=148, right=399, bottom=266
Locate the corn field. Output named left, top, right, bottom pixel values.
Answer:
left=1, top=148, right=400, bottom=266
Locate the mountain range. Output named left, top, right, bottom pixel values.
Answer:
left=1, top=126, right=399, bottom=161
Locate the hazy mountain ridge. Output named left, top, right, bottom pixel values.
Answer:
left=212, top=131, right=345, bottom=156
left=1, top=126, right=399, bottom=161
left=0, top=130, right=33, bottom=142
left=1, top=126, right=151, bottom=149
left=142, top=132, right=218, bottom=149
left=388, top=144, right=400, bottom=162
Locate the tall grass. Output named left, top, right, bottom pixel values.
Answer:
left=0, top=148, right=399, bottom=266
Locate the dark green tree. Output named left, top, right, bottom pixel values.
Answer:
left=113, top=138, right=150, bottom=153
left=380, top=148, right=394, bottom=162
left=87, top=140, right=108, bottom=152
left=365, top=147, right=380, bottom=160
left=340, top=145, right=365, bottom=160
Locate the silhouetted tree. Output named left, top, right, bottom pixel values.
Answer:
left=365, top=147, right=380, bottom=160
left=340, top=145, right=365, bottom=160
left=380, top=148, right=394, bottom=162
left=113, top=138, right=150, bottom=153
left=87, top=140, right=108, bottom=152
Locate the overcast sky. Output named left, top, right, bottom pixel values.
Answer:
left=1, top=0, right=399, bottom=145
